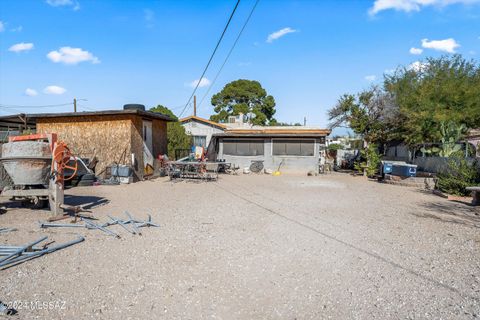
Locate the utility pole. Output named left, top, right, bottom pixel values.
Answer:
left=73, top=98, right=77, bottom=113
left=193, top=95, right=197, bottom=116
left=304, top=116, right=306, bottom=126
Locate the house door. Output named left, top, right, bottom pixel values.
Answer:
left=142, top=120, right=154, bottom=168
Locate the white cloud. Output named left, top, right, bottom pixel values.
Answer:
left=409, top=47, right=423, bottom=55
left=47, top=47, right=100, bottom=65
left=11, top=26, right=23, bottom=32
left=0, top=21, right=4, bottom=32
left=46, top=0, right=80, bottom=10
left=46, top=0, right=73, bottom=6
left=24, top=88, right=38, bottom=96
left=266, top=27, right=297, bottom=43
left=408, top=61, right=428, bottom=72
left=188, top=78, right=211, bottom=88
left=369, top=0, right=480, bottom=15
left=8, top=42, right=34, bottom=53
left=421, top=38, right=460, bottom=53
left=44, top=85, right=66, bottom=95
left=365, top=75, right=377, bottom=81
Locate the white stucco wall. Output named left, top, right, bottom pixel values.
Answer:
left=181, top=121, right=224, bottom=148
left=217, top=137, right=324, bottom=173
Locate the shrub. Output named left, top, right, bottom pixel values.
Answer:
left=354, top=143, right=381, bottom=177
left=437, top=156, right=480, bottom=196
left=327, top=143, right=344, bottom=151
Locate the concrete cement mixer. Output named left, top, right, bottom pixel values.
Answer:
left=0, top=133, right=78, bottom=216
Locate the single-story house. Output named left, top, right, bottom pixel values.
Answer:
left=0, top=107, right=173, bottom=180
left=208, top=126, right=331, bottom=173
left=180, top=115, right=226, bottom=148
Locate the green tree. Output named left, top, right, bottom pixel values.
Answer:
left=150, top=105, right=191, bottom=159
left=269, top=120, right=302, bottom=126
left=384, top=55, right=480, bottom=145
left=327, top=143, right=344, bottom=151
left=328, top=86, right=399, bottom=144
left=210, top=79, right=276, bottom=125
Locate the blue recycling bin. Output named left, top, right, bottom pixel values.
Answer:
left=391, top=164, right=417, bottom=177
left=383, top=162, right=393, bottom=174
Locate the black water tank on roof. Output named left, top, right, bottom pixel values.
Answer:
left=123, top=104, right=145, bottom=111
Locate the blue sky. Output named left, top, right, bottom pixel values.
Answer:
left=1, top=0, right=479, bottom=132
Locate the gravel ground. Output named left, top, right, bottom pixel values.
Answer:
left=0, top=173, right=479, bottom=319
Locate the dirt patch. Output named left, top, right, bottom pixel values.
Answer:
left=0, top=174, right=479, bottom=319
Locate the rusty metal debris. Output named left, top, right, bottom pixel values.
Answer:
left=46, top=204, right=97, bottom=222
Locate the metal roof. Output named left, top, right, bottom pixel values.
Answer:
left=29, top=109, right=175, bottom=122
left=217, top=126, right=331, bottom=137
left=213, top=132, right=329, bottom=138
left=0, top=110, right=175, bottom=131
left=179, top=115, right=227, bottom=129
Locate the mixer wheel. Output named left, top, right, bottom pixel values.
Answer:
left=21, top=196, right=48, bottom=209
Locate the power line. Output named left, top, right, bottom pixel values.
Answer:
left=198, top=0, right=260, bottom=110
left=0, top=107, right=25, bottom=115
left=179, top=0, right=241, bottom=118
left=0, top=102, right=73, bottom=108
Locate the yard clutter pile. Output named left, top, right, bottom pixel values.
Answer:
left=39, top=212, right=159, bottom=238
left=0, top=235, right=84, bottom=269
left=0, top=211, right=159, bottom=272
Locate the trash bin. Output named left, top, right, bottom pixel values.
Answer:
left=391, top=163, right=417, bottom=177
left=111, top=165, right=132, bottom=177
left=382, top=162, right=393, bottom=174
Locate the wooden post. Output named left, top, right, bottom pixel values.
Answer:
left=193, top=95, right=197, bottom=116
left=49, top=178, right=64, bottom=217
left=74, top=98, right=77, bottom=112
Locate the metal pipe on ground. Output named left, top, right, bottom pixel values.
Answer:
left=0, top=228, right=17, bottom=234
left=82, top=219, right=120, bottom=238
left=124, top=211, right=141, bottom=235
left=108, top=215, right=135, bottom=234
left=137, top=214, right=160, bottom=227
left=0, top=245, right=43, bottom=250
left=0, top=301, right=16, bottom=316
left=0, top=236, right=48, bottom=267
left=0, top=236, right=84, bottom=269
left=39, top=222, right=86, bottom=228
left=0, top=251, right=42, bottom=256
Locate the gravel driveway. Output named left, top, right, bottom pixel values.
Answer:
left=0, top=173, right=479, bottom=319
